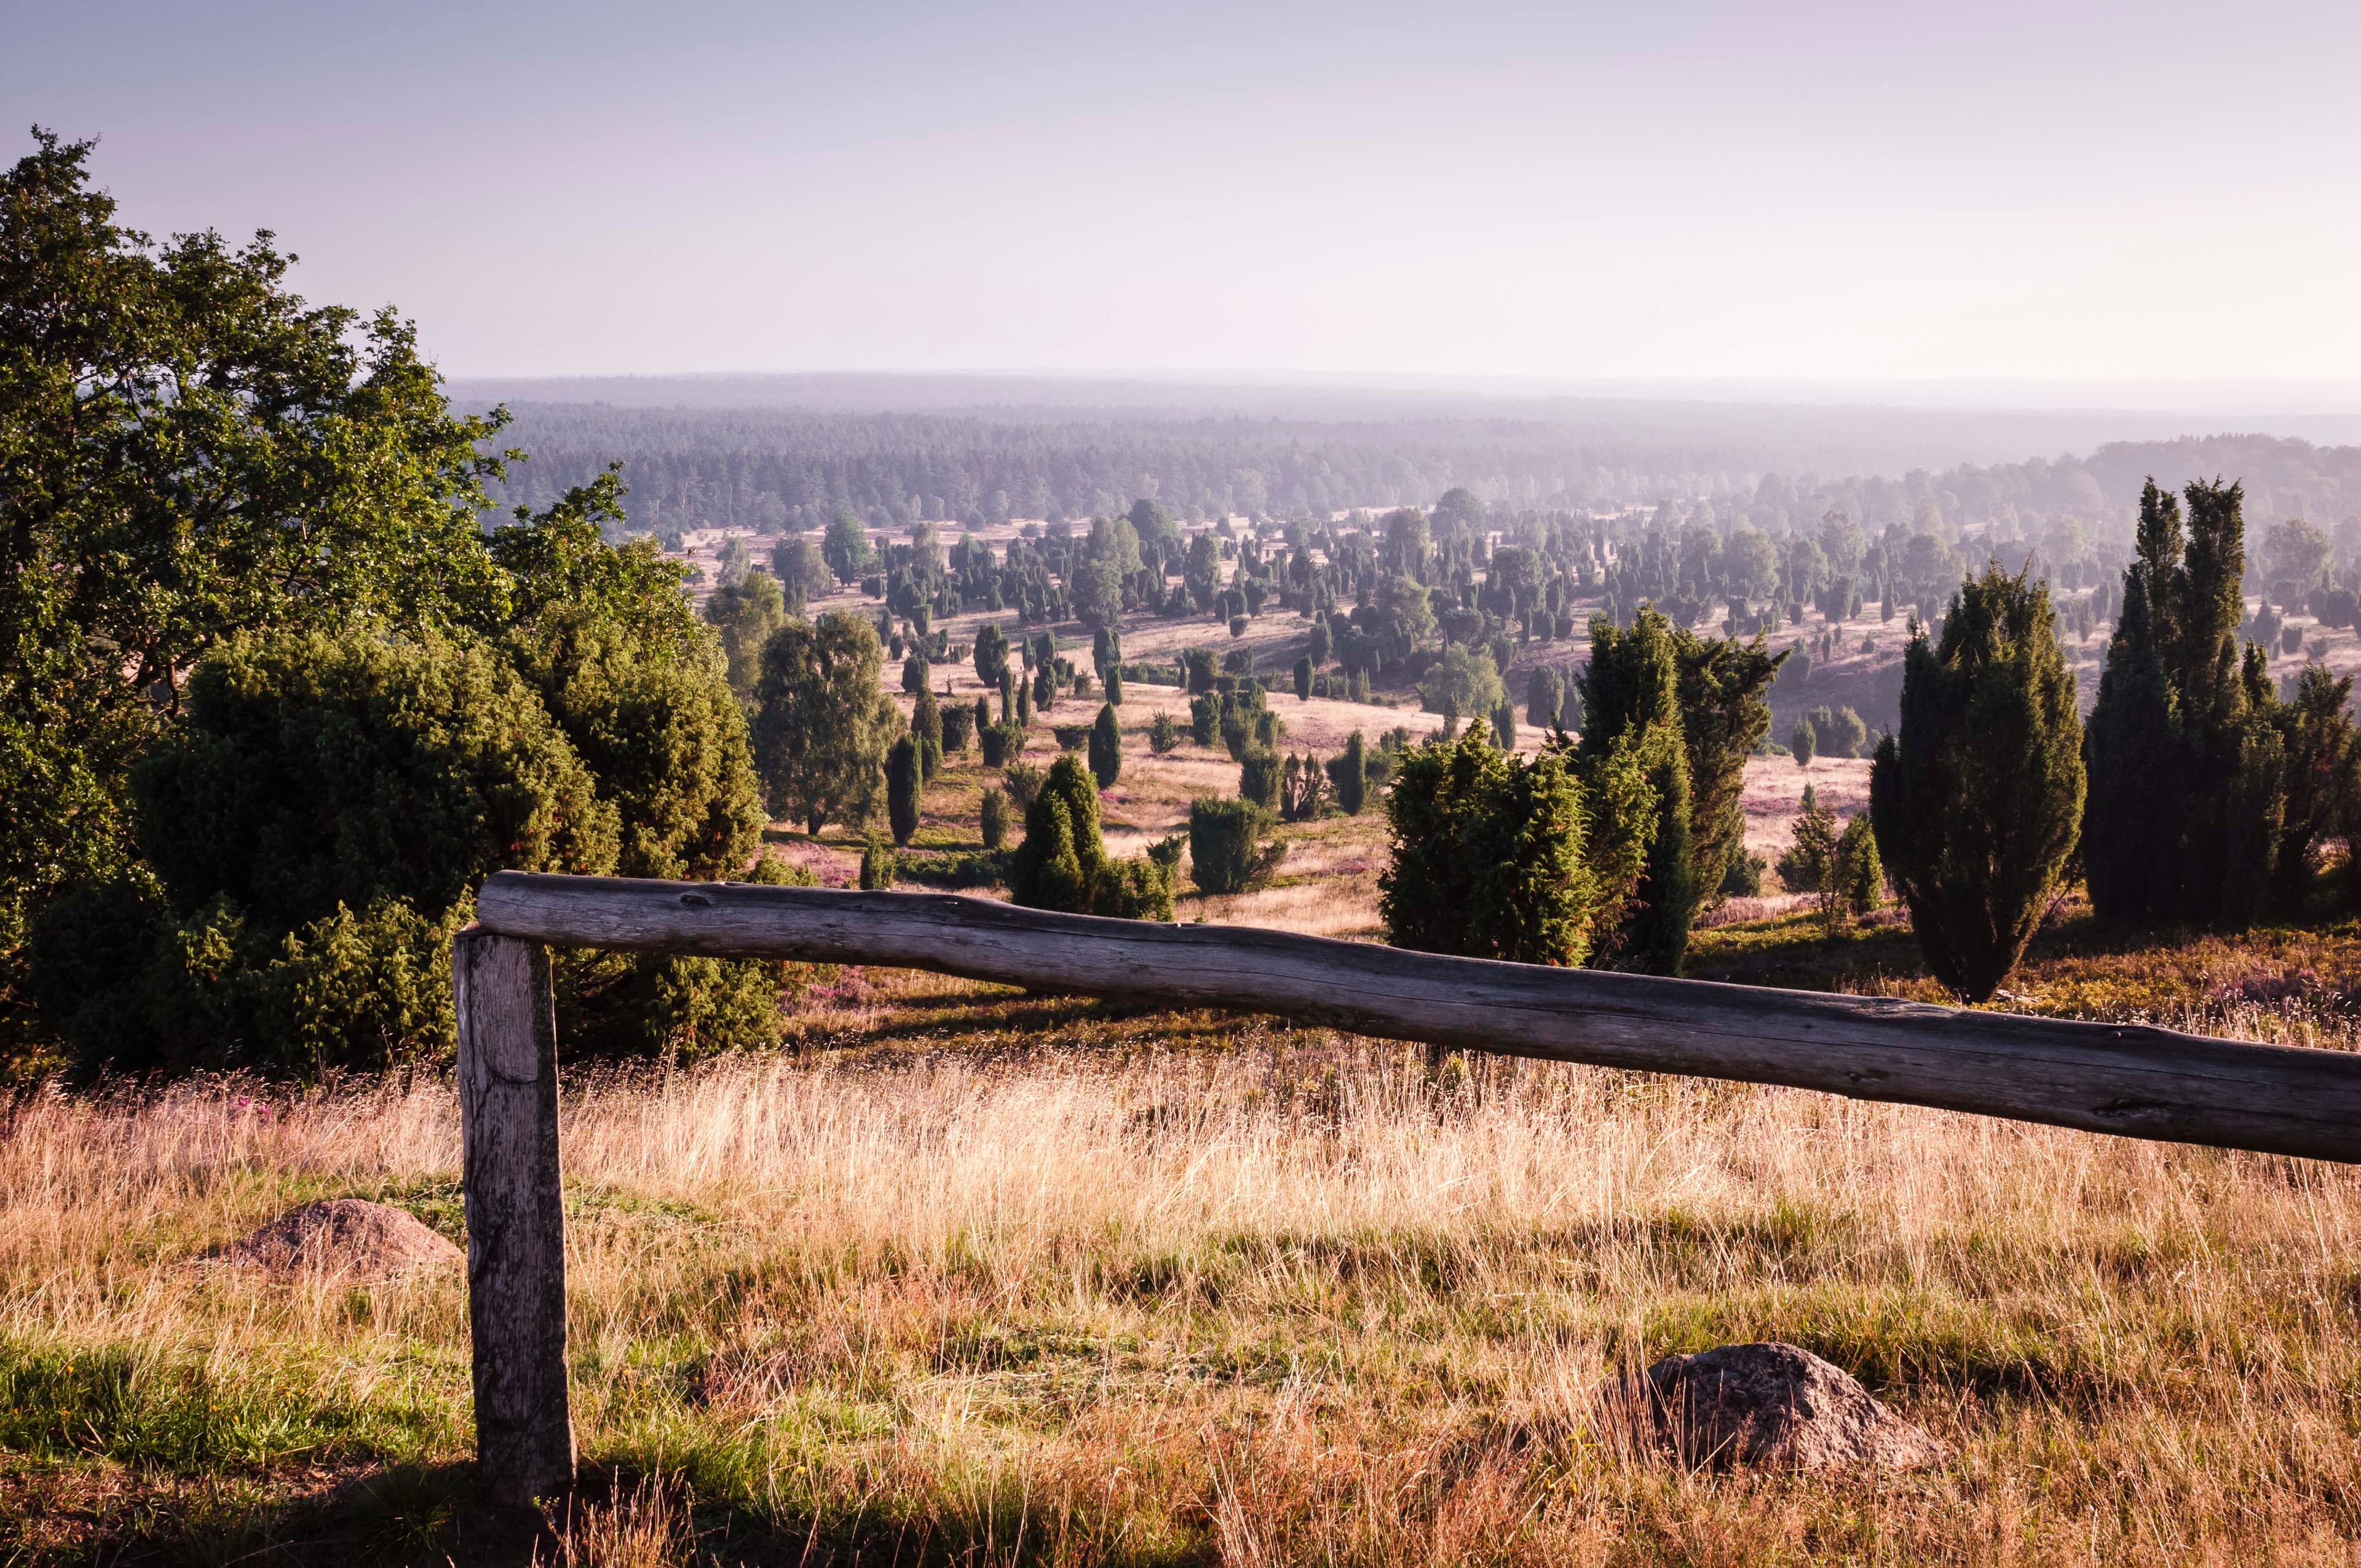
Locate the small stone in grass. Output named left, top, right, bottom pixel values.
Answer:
left=1609, top=1341, right=1944, bottom=1473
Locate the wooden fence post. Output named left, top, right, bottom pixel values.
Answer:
left=452, top=927, right=575, bottom=1505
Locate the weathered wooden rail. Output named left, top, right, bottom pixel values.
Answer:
left=454, top=869, right=2361, bottom=1502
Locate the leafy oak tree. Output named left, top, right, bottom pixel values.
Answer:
left=1, top=130, right=511, bottom=964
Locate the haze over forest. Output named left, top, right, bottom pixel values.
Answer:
left=456, top=374, right=2361, bottom=569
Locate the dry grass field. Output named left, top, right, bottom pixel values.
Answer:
left=9, top=975, right=2361, bottom=1565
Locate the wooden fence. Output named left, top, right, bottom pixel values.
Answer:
left=454, top=869, right=2361, bottom=1502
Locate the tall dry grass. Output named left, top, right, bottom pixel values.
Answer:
left=6, top=990, right=2361, bottom=1561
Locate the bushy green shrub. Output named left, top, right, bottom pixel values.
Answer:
left=2085, top=480, right=2324, bottom=927
left=1790, top=717, right=1817, bottom=768
left=1871, top=566, right=2083, bottom=1002
left=502, top=603, right=764, bottom=881
left=1279, top=754, right=1326, bottom=822
left=860, top=831, right=895, bottom=889
left=1089, top=703, right=1122, bottom=788
left=940, top=700, right=974, bottom=753
left=1420, top=643, right=1505, bottom=728
left=1002, top=759, right=1046, bottom=812
left=1490, top=697, right=1517, bottom=752
left=1149, top=711, right=1179, bottom=754
left=1380, top=728, right=1648, bottom=967
left=135, top=630, right=615, bottom=929
left=1720, top=849, right=1766, bottom=897
left=973, top=623, right=1010, bottom=689
left=1188, top=798, right=1283, bottom=895
left=979, top=787, right=1011, bottom=849
left=1238, top=750, right=1283, bottom=810
left=912, top=687, right=943, bottom=778
left=1575, top=610, right=1694, bottom=973
left=1776, top=785, right=1835, bottom=893
left=1294, top=656, right=1313, bottom=700
left=1805, top=704, right=1869, bottom=759
left=1189, top=695, right=1219, bottom=747
left=1006, top=754, right=1173, bottom=918
left=1183, top=647, right=1217, bottom=694
left=50, top=629, right=614, bottom=1075
left=887, top=734, right=922, bottom=845
left=1527, top=665, right=1564, bottom=729
left=1832, top=814, right=1883, bottom=921
left=1328, top=731, right=1369, bottom=814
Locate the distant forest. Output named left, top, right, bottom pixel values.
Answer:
left=479, top=399, right=2361, bottom=573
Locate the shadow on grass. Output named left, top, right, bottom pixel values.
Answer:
left=10, top=1456, right=1180, bottom=1568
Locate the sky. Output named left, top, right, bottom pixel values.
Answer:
left=9, top=0, right=2361, bottom=389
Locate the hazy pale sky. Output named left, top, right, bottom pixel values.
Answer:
left=9, top=1, right=2360, bottom=384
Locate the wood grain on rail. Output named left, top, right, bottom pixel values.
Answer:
left=475, top=871, right=2361, bottom=1164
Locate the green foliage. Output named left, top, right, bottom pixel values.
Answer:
left=1149, top=711, right=1179, bottom=754
left=1182, top=647, right=1217, bottom=694
left=1002, top=759, right=1046, bottom=813
left=703, top=570, right=786, bottom=699
left=1527, top=665, right=1565, bottom=729
left=45, top=628, right=615, bottom=1075
left=1, top=133, right=514, bottom=960
left=1330, top=731, right=1369, bottom=815
left=1088, top=703, right=1123, bottom=789
left=860, top=830, right=895, bottom=890
left=973, top=623, right=1010, bottom=689
left=135, top=631, right=612, bottom=926
left=887, top=734, right=922, bottom=847
left=1805, top=705, right=1869, bottom=759
left=1006, top=754, right=1173, bottom=919
left=940, top=697, right=973, bottom=753
left=1777, top=785, right=1835, bottom=893
left=751, top=611, right=898, bottom=835
left=1871, top=566, right=2084, bottom=1002
left=770, top=535, right=834, bottom=604
left=1420, top=644, right=1505, bottom=725
left=1365, top=572, right=1437, bottom=662
left=1720, top=849, right=1766, bottom=897
left=1379, top=729, right=1625, bottom=967
left=1188, top=798, right=1284, bottom=896
left=2276, top=665, right=2359, bottom=912
left=28, top=877, right=464, bottom=1077
left=1490, top=697, right=1518, bottom=753
left=979, top=786, right=1011, bottom=850
left=1576, top=609, right=1696, bottom=973
left=2085, top=479, right=2322, bottom=927
left=1189, top=695, right=1219, bottom=747
left=1831, top=814, right=1884, bottom=924
left=1790, top=716, right=1817, bottom=769
left=1237, top=748, right=1282, bottom=812
left=1105, top=665, right=1125, bottom=706
left=823, top=515, right=876, bottom=583
left=912, top=686, right=943, bottom=779
left=502, top=603, right=764, bottom=882
left=1279, top=753, right=1326, bottom=822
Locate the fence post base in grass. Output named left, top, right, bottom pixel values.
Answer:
left=453, top=927, right=575, bottom=1506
